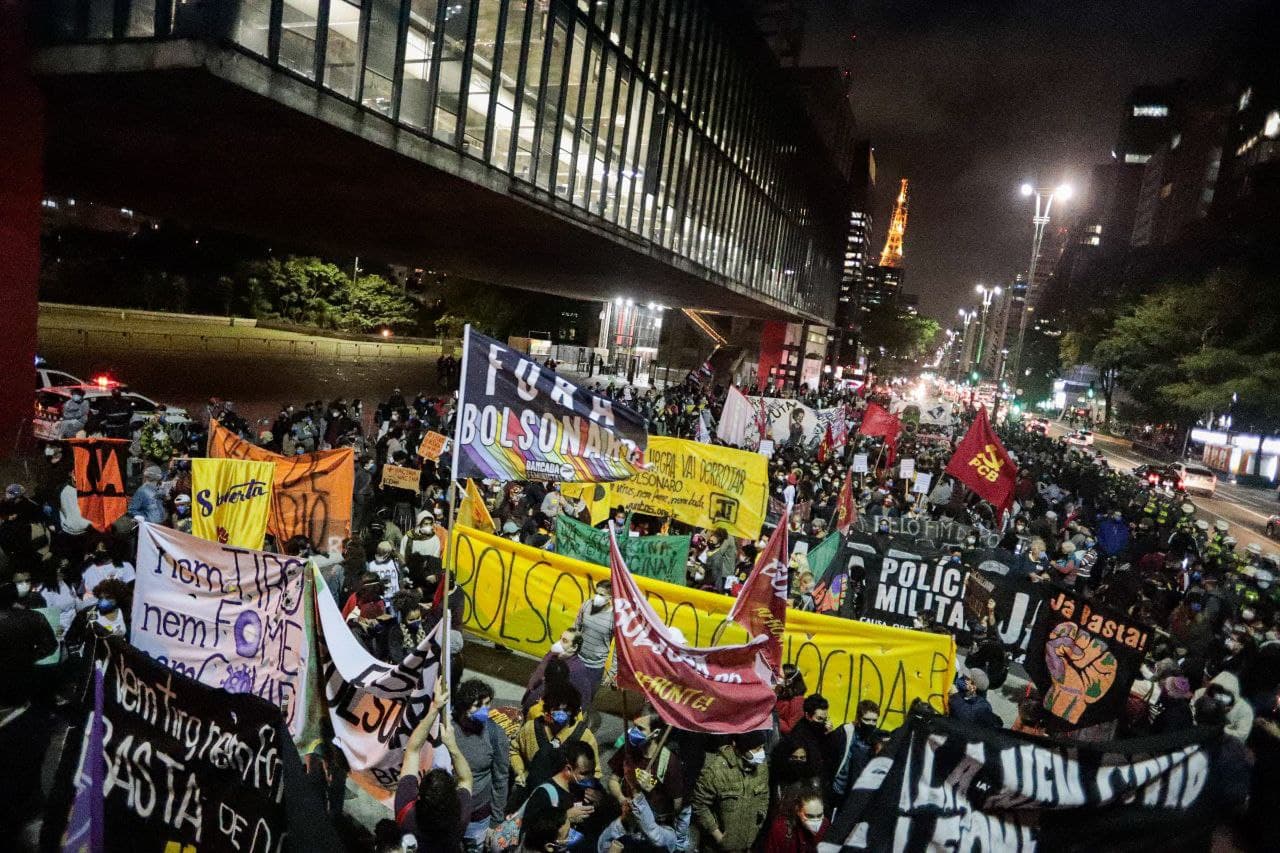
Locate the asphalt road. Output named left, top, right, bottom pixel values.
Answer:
left=1048, top=422, right=1280, bottom=554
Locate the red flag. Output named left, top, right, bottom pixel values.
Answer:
left=608, top=526, right=775, bottom=734
left=727, top=517, right=788, bottom=678
left=857, top=403, right=901, bottom=440
left=944, top=406, right=1017, bottom=519
left=816, top=424, right=834, bottom=463
left=834, top=468, right=857, bottom=534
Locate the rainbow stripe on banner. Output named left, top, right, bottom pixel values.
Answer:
left=453, top=327, right=648, bottom=483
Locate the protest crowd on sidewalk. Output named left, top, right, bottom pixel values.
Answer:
left=3, top=331, right=1279, bottom=852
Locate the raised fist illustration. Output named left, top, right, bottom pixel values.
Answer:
left=1042, top=622, right=1117, bottom=723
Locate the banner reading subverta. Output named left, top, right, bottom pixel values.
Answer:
left=453, top=327, right=648, bottom=482
left=451, top=525, right=954, bottom=728
left=209, top=420, right=354, bottom=553
left=191, top=457, right=274, bottom=549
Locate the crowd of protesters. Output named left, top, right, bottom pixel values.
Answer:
left=4, top=364, right=1280, bottom=852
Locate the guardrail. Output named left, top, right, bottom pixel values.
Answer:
left=39, top=325, right=448, bottom=361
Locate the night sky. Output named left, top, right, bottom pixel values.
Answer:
left=803, top=0, right=1248, bottom=320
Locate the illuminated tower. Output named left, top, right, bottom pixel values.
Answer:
left=878, top=178, right=909, bottom=267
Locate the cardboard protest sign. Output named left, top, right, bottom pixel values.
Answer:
left=827, top=708, right=1227, bottom=852
left=209, top=420, right=354, bottom=553
left=67, top=438, right=129, bottom=531
left=454, top=327, right=647, bottom=481
left=417, top=430, right=448, bottom=461
left=191, top=457, right=274, bottom=549
left=130, top=522, right=312, bottom=736
left=380, top=463, right=421, bottom=492
left=1024, top=587, right=1152, bottom=728
left=554, top=513, right=690, bottom=584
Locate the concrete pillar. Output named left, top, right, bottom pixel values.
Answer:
left=0, top=1, right=42, bottom=459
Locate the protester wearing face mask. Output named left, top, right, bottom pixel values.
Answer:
left=764, top=784, right=829, bottom=853
left=571, top=580, right=616, bottom=704
left=79, top=542, right=135, bottom=609
left=830, top=700, right=883, bottom=801
left=367, top=540, right=403, bottom=602
left=449, top=678, right=510, bottom=849
left=599, top=708, right=686, bottom=851
left=523, top=629, right=593, bottom=714
left=511, top=682, right=601, bottom=800
left=691, top=729, right=770, bottom=853
left=86, top=578, right=130, bottom=638
left=402, top=510, right=445, bottom=561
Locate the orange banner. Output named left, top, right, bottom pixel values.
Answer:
left=208, top=421, right=354, bottom=552
left=68, top=438, right=130, bottom=532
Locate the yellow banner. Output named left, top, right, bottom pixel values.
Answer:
left=451, top=525, right=954, bottom=729
left=564, top=436, right=768, bottom=540
left=191, top=458, right=274, bottom=549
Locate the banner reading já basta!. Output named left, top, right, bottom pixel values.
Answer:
left=451, top=525, right=954, bottom=728
left=191, top=457, right=274, bottom=549
left=83, top=638, right=291, bottom=851
left=454, top=327, right=647, bottom=482
left=555, top=513, right=690, bottom=585
left=130, top=522, right=312, bottom=735
left=826, top=707, right=1227, bottom=853
left=580, top=436, right=769, bottom=540
left=67, top=438, right=129, bottom=532
left=209, top=420, right=354, bottom=553
left=1024, top=587, right=1152, bottom=728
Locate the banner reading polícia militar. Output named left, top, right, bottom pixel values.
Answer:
left=453, top=327, right=647, bottom=482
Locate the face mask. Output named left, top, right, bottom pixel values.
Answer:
left=746, top=748, right=766, bottom=766
left=564, top=828, right=585, bottom=848
left=592, top=593, right=608, bottom=608
left=177, top=505, right=190, bottom=517
left=966, top=537, right=976, bottom=546
left=627, top=726, right=650, bottom=748
left=804, top=817, right=825, bottom=834
left=97, top=599, right=117, bottom=614
left=406, top=620, right=422, bottom=632
left=1241, top=609, right=1256, bottom=622
left=469, top=707, right=491, bottom=725
left=15, top=582, right=30, bottom=597
left=549, top=641, right=565, bottom=656
left=550, top=709, right=571, bottom=727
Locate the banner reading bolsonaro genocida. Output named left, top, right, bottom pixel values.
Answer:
left=453, top=327, right=648, bottom=482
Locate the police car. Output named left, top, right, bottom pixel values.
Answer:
left=33, top=376, right=192, bottom=441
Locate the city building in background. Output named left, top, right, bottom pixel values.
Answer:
left=828, top=141, right=877, bottom=375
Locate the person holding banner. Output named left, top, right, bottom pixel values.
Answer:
left=396, top=678, right=475, bottom=852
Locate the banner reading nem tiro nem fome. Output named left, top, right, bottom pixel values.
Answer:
left=454, top=327, right=648, bottom=482
left=564, top=437, right=769, bottom=540
left=209, top=420, right=354, bottom=553
left=130, top=522, right=312, bottom=736
left=451, top=525, right=954, bottom=728
left=191, top=457, right=274, bottom=549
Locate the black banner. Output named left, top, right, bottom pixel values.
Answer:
left=854, top=513, right=1000, bottom=549
left=828, top=708, right=1229, bottom=852
left=861, top=549, right=969, bottom=632
left=962, top=552, right=1045, bottom=663
left=454, top=328, right=648, bottom=482
left=91, top=639, right=291, bottom=851
left=1024, top=588, right=1153, bottom=729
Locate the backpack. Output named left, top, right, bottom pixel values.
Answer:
left=523, top=717, right=588, bottom=792
left=485, top=781, right=560, bottom=853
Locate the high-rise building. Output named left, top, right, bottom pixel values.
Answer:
left=983, top=274, right=1027, bottom=377
left=829, top=142, right=876, bottom=372
left=862, top=265, right=904, bottom=311
left=1116, top=84, right=1180, bottom=165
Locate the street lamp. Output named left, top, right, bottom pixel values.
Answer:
left=973, top=283, right=1002, bottom=378
left=1009, top=181, right=1072, bottom=388
left=957, top=308, right=977, bottom=383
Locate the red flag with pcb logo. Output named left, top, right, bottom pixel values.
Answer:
left=727, top=515, right=789, bottom=679
left=608, top=525, right=775, bottom=734
left=944, top=406, right=1016, bottom=519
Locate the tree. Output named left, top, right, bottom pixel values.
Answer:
left=859, top=306, right=940, bottom=377
left=344, top=272, right=415, bottom=332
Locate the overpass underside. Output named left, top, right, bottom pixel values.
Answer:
left=35, top=40, right=815, bottom=322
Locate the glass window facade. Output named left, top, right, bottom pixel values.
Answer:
left=43, top=0, right=843, bottom=321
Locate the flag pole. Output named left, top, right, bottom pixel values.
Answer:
left=441, top=325, right=472, bottom=691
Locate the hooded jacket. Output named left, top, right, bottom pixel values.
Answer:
left=1195, top=670, right=1254, bottom=742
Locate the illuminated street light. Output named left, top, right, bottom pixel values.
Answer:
left=973, top=284, right=1002, bottom=378
left=1009, top=181, right=1072, bottom=387
left=1020, top=183, right=1033, bottom=197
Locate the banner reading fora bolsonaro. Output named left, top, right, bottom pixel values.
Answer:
left=191, top=457, right=274, bottom=549
left=453, top=327, right=648, bottom=482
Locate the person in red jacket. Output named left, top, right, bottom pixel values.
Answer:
left=775, top=664, right=807, bottom=735
left=765, top=783, right=829, bottom=853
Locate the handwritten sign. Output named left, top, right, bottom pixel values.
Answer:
left=129, top=522, right=311, bottom=735
left=852, top=453, right=869, bottom=473
left=418, top=431, right=449, bottom=461
left=381, top=463, right=421, bottom=492
left=899, top=458, right=916, bottom=479
left=912, top=472, right=933, bottom=495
